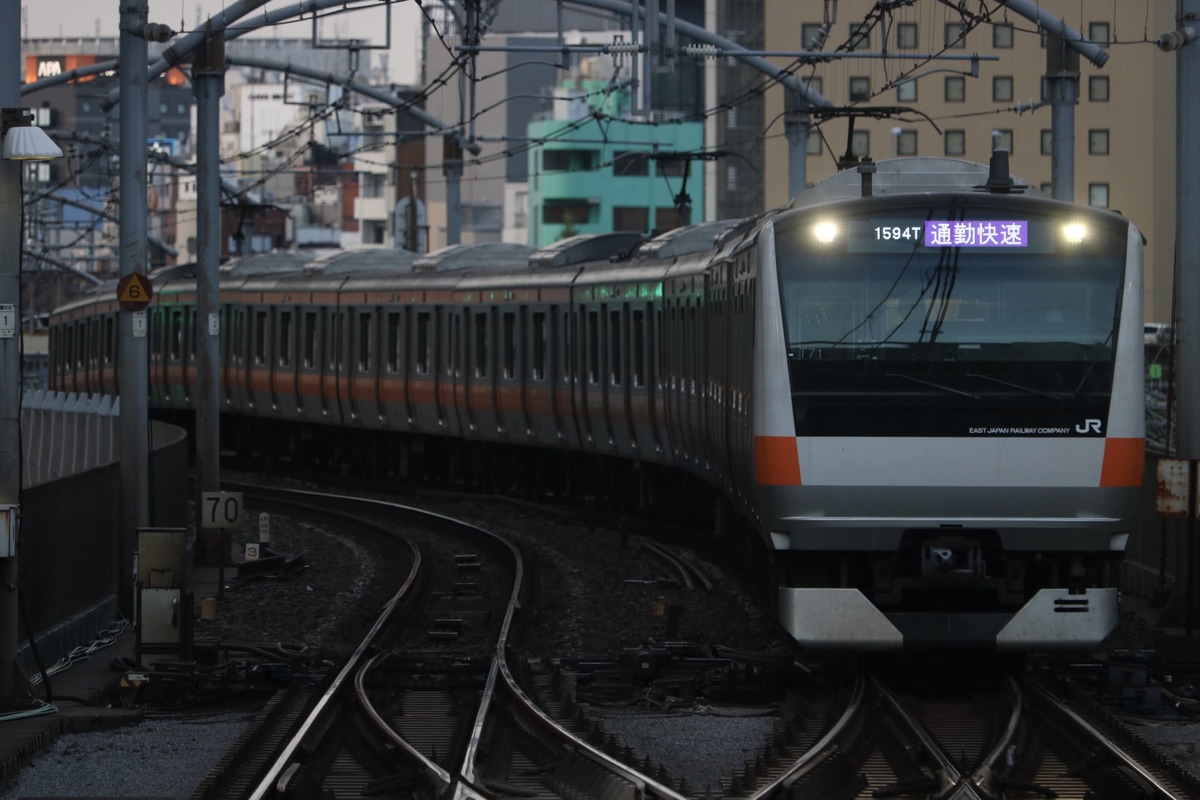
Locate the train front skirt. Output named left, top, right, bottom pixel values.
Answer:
left=779, top=587, right=1119, bottom=653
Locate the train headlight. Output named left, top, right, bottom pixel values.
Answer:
left=814, top=221, right=839, bottom=244
left=1062, top=223, right=1087, bottom=244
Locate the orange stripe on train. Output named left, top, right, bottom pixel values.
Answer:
left=754, top=435, right=801, bottom=486
left=1100, top=437, right=1146, bottom=487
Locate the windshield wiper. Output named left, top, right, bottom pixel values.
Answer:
left=966, top=373, right=1064, bottom=400
left=886, top=373, right=980, bottom=400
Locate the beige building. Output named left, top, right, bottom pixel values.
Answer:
left=763, top=1, right=1178, bottom=324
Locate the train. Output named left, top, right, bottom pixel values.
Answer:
left=49, top=154, right=1146, bottom=653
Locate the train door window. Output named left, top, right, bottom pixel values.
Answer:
left=532, top=311, right=547, bottom=381
left=170, top=308, right=184, bottom=361
left=690, top=303, right=699, bottom=392
left=587, top=310, right=600, bottom=384
left=357, top=312, right=372, bottom=371
left=254, top=310, right=268, bottom=365
left=303, top=311, right=317, bottom=368
left=327, top=312, right=342, bottom=370
left=415, top=311, right=430, bottom=374
left=386, top=312, right=400, bottom=373
left=88, top=318, right=99, bottom=366
left=149, top=310, right=162, bottom=360
left=609, top=308, right=622, bottom=385
left=632, top=309, right=645, bottom=387
left=448, top=313, right=460, bottom=376
left=279, top=311, right=293, bottom=367
left=188, top=310, right=196, bottom=359
left=104, top=316, right=115, bottom=364
left=473, top=311, right=488, bottom=378
left=562, top=310, right=572, bottom=381
left=502, top=311, right=516, bottom=379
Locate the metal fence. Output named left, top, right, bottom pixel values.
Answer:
left=20, top=390, right=119, bottom=488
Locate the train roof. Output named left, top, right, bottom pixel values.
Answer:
left=635, top=220, right=741, bottom=260
left=413, top=242, right=536, bottom=272
left=792, top=156, right=1045, bottom=209
left=528, top=232, right=646, bottom=269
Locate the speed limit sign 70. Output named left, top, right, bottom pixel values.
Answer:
left=201, top=492, right=243, bottom=528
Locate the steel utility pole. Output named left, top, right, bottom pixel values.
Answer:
left=0, top=0, right=24, bottom=703
left=193, top=34, right=224, bottom=565
left=118, top=0, right=151, bottom=616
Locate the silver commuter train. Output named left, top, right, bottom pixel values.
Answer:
left=49, top=155, right=1145, bottom=653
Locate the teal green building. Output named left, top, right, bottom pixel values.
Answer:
left=527, top=81, right=705, bottom=247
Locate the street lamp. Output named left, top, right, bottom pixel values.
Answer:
left=1, top=109, right=63, bottom=161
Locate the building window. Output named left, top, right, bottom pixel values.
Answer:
left=1089, top=76, right=1110, bottom=101
left=1089, top=21, right=1111, bottom=46
left=543, top=200, right=592, bottom=225
left=1041, top=76, right=1052, bottom=101
left=177, top=103, right=186, bottom=115
left=803, top=76, right=823, bottom=96
left=848, top=22, right=870, bottom=50
left=801, top=23, right=825, bottom=49
left=897, top=22, right=918, bottom=49
left=726, top=165, right=738, bottom=190
left=806, top=131, right=823, bottom=155
left=726, top=105, right=737, bottom=128
left=80, top=100, right=91, bottom=113
left=614, top=206, right=649, bottom=232
left=614, top=151, right=649, bottom=176
left=993, top=23, right=1014, bottom=48
left=896, top=78, right=917, bottom=102
left=944, top=129, right=965, bottom=156
left=993, top=76, right=1013, bottom=102
left=945, top=22, right=966, bottom=48
left=544, top=149, right=597, bottom=172
left=896, top=129, right=917, bottom=155
left=851, top=130, right=870, bottom=157
left=1040, top=129, right=1052, bottom=155
left=1089, top=183, right=1109, bottom=208
left=849, top=76, right=870, bottom=101
left=1040, top=181, right=1053, bottom=194
left=1089, top=129, right=1110, bottom=155
left=993, top=129, right=1014, bottom=154
left=945, top=76, right=965, bottom=102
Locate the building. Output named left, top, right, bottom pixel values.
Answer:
left=762, top=1, right=1177, bottom=324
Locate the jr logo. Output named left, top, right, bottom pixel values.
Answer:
left=1076, top=418, right=1103, bottom=434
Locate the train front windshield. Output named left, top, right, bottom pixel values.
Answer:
left=773, top=202, right=1129, bottom=437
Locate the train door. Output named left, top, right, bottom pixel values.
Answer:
left=326, top=305, right=346, bottom=425
left=227, top=304, right=249, bottom=414
left=608, top=302, right=634, bottom=456
left=274, top=306, right=299, bottom=418
left=663, top=295, right=683, bottom=464
left=249, top=305, right=271, bottom=412
left=380, top=308, right=402, bottom=428
left=437, top=306, right=463, bottom=436
left=553, top=304, right=580, bottom=447
left=575, top=303, right=598, bottom=449
left=297, top=306, right=322, bottom=419
left=350, top=307, right=381, bottom=426
left=101, top=313, right=117, bottom=395
left=409, top=306, right=437, bottom=432
left=512, top=306, right=535, bottom=439
left=168, top=305, right=188, bottom=406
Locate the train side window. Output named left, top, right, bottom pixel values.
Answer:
left=587, top=310, right=600, bottom=384
left=254, top=310, right=268, bottom=365
left=502, top=311, right=515, bottom=379
left=532, top=311, right=547, bottom=381
left=170, top=308, right=184, bottom=361
left=632, top=309, right=645, bottom=387
left=357, top=313, right=372, bottom=371
left=303, top=311, right=317, bottom=368
left=609, top=308, right=622, bottom=385
left=474, top=311, right=488, bottom=378
left=386, top=312, right=400, bottom=373
left=415, top=311, right=430, bottom=374
left=279, top=310, right=293, bottom=367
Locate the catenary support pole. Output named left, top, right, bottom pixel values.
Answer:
left=0, top=0, right=24, bottom=703
left=118, top=0, right=151, bottom=617
left=1046, top=39, right=1078, bottom=202
left=193, top=34, right=224, bottom=565
left=1174, top=0, right=1200, bottom=459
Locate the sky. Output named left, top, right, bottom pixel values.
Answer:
left=22, top=0, right=424, bottom=85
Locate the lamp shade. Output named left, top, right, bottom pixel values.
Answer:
left=3, top=126, right=63, bottom=161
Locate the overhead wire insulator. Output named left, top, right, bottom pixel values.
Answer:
left=682, top=43, right=721, bottom=59
left=606, top=43, right=642, bottom=55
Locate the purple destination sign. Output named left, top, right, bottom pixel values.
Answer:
left=925, top=220, right=1028, bottom=248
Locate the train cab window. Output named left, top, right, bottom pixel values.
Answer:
left=502, top=312, right=516, bottom=379
left=632, top=309, right=646, bottom=387
left=587, top=310, right=600, bottom=384
left=254, top=310, right=268, bottom=365
left=170, top=308, right=184, bottom=361
left=279, top=311, right=293, bottom=367
left=386, top=312, right=400, bottom=373
left=303, top=311, right=317, bottom=368
left=415, top=311, right=430, bottom=374
left=532, top=312, right=547, bottom=381
left=357, top=313, right=372, bottom=371
left=609, top=309, right=622, bottom=385
left=473, top=312, right=488, bottom=378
